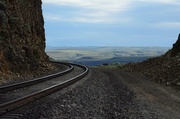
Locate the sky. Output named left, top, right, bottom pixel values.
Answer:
left=42, top=0, right=180, bottom=47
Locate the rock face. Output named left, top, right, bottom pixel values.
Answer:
left=0, top=0, right=52, bottom=79
left=171, top=34, right=180, bottom=57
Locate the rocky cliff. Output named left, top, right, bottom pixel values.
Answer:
left=0, top=0, right=54, bottom=82
left=122, top=34, right=180, bottom=89
left=171, top=34, right=180, bottom=57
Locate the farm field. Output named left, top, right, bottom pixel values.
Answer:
left=46, top=47, right=169, bottom=66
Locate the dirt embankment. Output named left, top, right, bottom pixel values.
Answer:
left=122, top=34, right=180, bottom=89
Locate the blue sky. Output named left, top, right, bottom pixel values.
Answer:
left=42, top=0, right=180, bottom=47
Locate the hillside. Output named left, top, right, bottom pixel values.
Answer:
left=122, top=34, right=180, bottom=88
left=0, top=0, right=55, bottom=83
left=46, top=47, right=168, bottom=66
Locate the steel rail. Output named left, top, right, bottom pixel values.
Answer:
left=0, top=62, right=89, bottom=113
left=0, top=62, right=74, bottom=93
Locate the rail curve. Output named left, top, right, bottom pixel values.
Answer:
left=0, top=62, right=89, bottom=113
left=0, top=62, right=73, bottom=93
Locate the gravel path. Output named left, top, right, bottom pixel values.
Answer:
left=2, top=68, right=180, bottom=119
left=111, top=70, right=180, bottom=119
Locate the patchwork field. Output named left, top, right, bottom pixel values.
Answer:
left=46, top=47, right=169, bottom=66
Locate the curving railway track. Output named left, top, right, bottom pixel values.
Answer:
left=0, top=62, right=89, bottom=116
left=0, top=62, right=74, bottom=93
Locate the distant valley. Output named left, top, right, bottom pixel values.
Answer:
left=46, top=47, right=169, bottom=66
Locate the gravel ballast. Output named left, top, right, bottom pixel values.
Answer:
left=2, top=68, right=180, bottom=119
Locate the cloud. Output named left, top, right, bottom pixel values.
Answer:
left=155, top=22, right=180, bottom=28
left=42, top=0, right=132, bottom=23
left=42, top=0, right=180, bottom=24
left=44, top=14, right=62, bottom=21
left=44, top=13, right=121, bottom=23
left=138, top=0, right=180, bottom=5
left=42, top=0, right=130, bottom=12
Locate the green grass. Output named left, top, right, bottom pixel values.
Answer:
left=95, top=62, right=124, bottom=69
left=46, top=47, right=169, bottom=62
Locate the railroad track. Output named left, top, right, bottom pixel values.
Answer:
left=0, top=62, right=73, bottom=93
left=0, top=62, right=89, bottom=117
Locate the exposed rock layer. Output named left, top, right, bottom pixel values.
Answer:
left=0, top=0, right=53, bottom=81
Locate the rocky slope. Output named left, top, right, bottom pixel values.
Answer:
left=0, top=0, right=55, bottom=83
left=122, top=34, right=180, bottom=88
